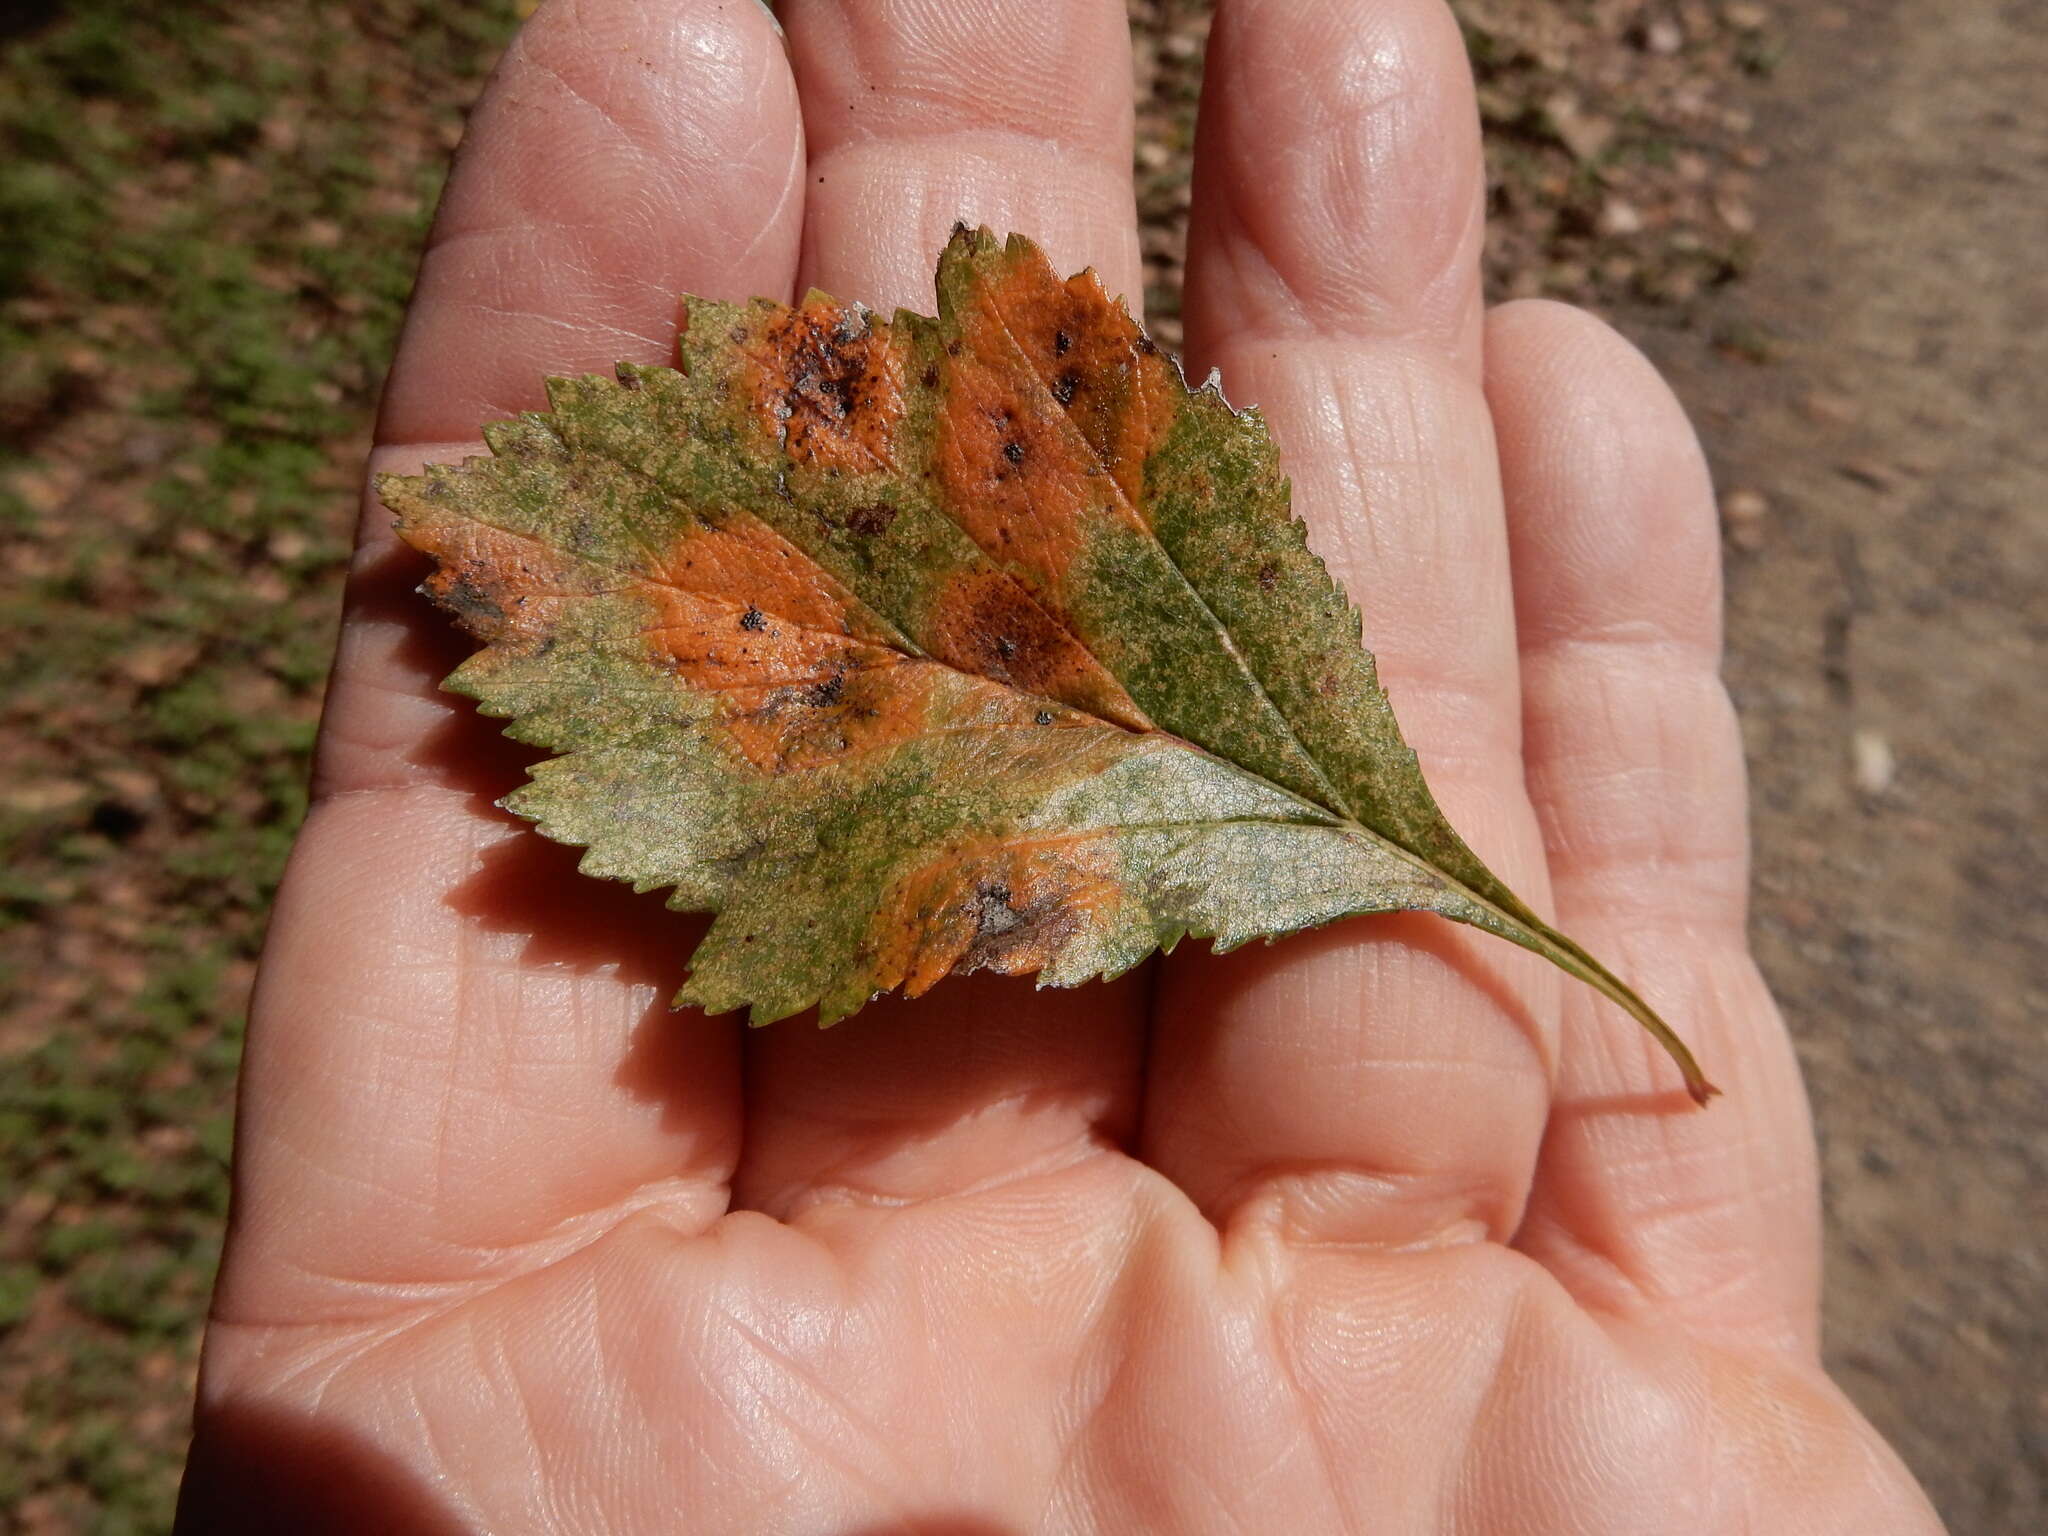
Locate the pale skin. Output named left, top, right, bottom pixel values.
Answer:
left=177, top=0, right=1944, bottom=1531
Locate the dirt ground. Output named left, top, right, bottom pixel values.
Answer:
left=1623, top=1, right=2046, bottom=1527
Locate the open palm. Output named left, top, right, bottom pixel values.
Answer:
left=179, top=1, right=1938, bottom=1531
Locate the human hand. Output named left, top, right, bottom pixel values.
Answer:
left=178, top=1, right=1942, bottom=1531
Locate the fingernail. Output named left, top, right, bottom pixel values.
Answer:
left=750, top=0, right=786, bottom=42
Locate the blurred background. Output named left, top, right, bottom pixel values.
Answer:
left=0, top=0, right=2038, bottom=1530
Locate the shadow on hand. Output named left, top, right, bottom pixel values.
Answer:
left=178, top=1399, right=1025, bottom=1535
left=175, top=1400, right=467, bottom=1536
left=443, top=822, right=737, bottom=1142
left=355, top=527, right=736, bottom=1140
left=343, top=528, right=546, bottom=809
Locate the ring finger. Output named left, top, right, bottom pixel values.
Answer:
left=1142, top=0, right=1560, bottom=1250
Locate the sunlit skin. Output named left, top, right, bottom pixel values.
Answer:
left=178, top=1, right=1943, bottom=1531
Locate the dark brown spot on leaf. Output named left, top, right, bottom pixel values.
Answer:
left=842, top=503, right=897, bottom=538
left=434, top=567, right=506, bottom=629
left=743, top=297, right=906, bottom=472
left=924, top=565, right=1145, bottom=720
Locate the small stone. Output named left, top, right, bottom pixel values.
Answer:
left=5, top=1189, right=56, bottom=1235
left=118, top=641, right=199, bottom=687
left=7, top=468, right=71, bottom=517
left=1852, top=729, right=1895, bottom=795
left=1724, top=2, right=1771, bottom=30
left=1545, top=93, right=1615, bottom=162
left=98, top=768, right=160, bottom=806
left=2, top=780, right=89, bottom=815
left=1645, top=18, right=1685, bottom=54
left=1778, top=897, right=1819, bottom=933
left=259, top=114, right=300, bottom=154
left=1721, top=487, right=1769, bottom=550
left=1598, top=196, right=1645, bottom=236
left=1714, top=192, right=1756, bottom=234
left=1800, top=390, right=1862, bottom=426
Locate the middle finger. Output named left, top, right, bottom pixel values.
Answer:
left=732, top=0, right=1154, bottom=1218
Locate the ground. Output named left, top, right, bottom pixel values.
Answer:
left=0, top=1, right=2036, bottom=1530
left=1632, top=3, right=2047, bottom=1524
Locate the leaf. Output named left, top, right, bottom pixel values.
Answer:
left=380, top=226, right=1716, bottom=1105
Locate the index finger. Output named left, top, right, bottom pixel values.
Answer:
left=211, top=0, right=804, bottom=1328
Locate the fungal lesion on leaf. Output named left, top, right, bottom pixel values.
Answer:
left=431, top=564, right=507, bottom=630
left=868, top=838, right=1119, bottom=998
left=718, top=653, right=922, bottom=775
left=741, top=296, right=907, bottom=473
left=956, top=870, right=1093, bottom=977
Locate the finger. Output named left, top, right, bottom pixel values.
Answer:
left=1487, top=300, right=1821, bottom=1352
left=326, top=0, right=807, bottom=798
left=784, top=0, right=1143, bottom=316
left=215, top=0, right=805, bottom=1323
left=378, top=0, right=806, bottom=448
left=732, top=0, right=1150, bottom=1217
left=1144, top=0, right=1560, bottom=1249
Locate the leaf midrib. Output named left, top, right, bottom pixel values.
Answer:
left=972, top=270, right=1356, bottom=824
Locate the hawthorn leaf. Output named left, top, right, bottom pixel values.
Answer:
left=380, top=226, right=1716, bottom=1105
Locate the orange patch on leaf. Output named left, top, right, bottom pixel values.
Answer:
left=739, top=295, right=907, bottom=474
left=636, top=582, right=936, bottom=774
left=869, top=834, right=1126, bottom=997
left=404, top=512, right=592, bottom=653
left=716, top=653, right=933, bottom=776
left=648, top=514, right=895, bottom=646
left=932, top=301, right=1129, bottom=618
left=963, top=248, right=1179, bottom=514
